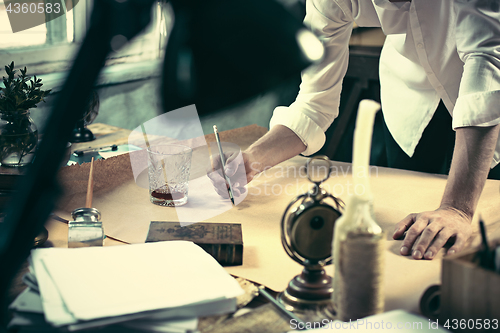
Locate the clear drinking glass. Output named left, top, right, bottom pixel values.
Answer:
left=147, top=144, right=192, bottom=207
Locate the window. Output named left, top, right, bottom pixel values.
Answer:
left=0, top=0, right=88, bottom=74
left=0, top=1, right=74, bottom=48
left=0, top=1, right=170, bottom=86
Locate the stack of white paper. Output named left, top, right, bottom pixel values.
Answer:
left=9, top=241, right=244, bottom=332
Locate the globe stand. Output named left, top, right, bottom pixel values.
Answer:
left=69, top=91, right=99, bottom=143
left=278, top=156, right=343, bottom=316
left=70, top=119, right=95, bottom=143
left=278, top=265, right=333, bottom=310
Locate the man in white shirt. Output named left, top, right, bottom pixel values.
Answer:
left=214, top=0, right=500, bottom=260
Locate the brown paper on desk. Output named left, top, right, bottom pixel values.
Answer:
left=55, top=124, right=268, bottom=240
left=54, top=125, right=500, bottom=315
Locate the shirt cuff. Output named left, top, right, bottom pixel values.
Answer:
left=452, top=90, right=500, bottom=128
left=452, top=90, right=500, bottom=168
left=269, top=106, right=326, bottom=156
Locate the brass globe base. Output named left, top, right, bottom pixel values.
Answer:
left=34, top=227, right=49, bottom=247
left=277, top=267, right=336, bottom=318
left=70, top=126, right=95, bottom=143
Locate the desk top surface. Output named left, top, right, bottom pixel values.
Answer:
left=45, top=123, right=500, bottom=316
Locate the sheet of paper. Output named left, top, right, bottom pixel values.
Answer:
left=67, top=298, right=234, bottom=331
left=9, top=288, right=44, bottom=314
left=29, top=253, right=78, bottom=327
left=7, top=311, right=55, bottom=331
left=175, top=174, right=234, bottom=226
left=120, top=317, right=198, bottom=333
left=99, top=144, right=142, bottom=159
left=32, top=241, right=243, bottom=322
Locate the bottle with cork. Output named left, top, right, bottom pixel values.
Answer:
left=332, top=100, right=385, bottom=321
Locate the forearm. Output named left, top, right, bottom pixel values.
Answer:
left=441, top=124, right=500, bottom=218
left=245, top=125, right=306, bottom=174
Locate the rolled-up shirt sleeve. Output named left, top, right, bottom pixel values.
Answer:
left=269, top=0, right=354, bottom=156
left=452, top=0, right=500, bottom=128
left=452, top=0, right=500, bottom=167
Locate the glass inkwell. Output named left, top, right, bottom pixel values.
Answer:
left=68, top=207, right=104, bottom=248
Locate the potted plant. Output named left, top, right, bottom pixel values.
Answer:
left=0, top=62, right=51, bottom=167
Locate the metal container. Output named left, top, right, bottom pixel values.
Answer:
left=68, top=207, right=104, bottom=248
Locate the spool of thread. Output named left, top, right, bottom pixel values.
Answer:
left=419, top=284, right=441, bottom=321
left=333, top=99, right=384, bottom=321
left=337, top=231, right=385, bottom=321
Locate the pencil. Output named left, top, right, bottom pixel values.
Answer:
left=85, top=157, right=95, bottom=208
left=479, top=217, right=493, bottom=269
left=213, top=125, right=235, bottom=205
left=141, top=124, right=168, bottom=183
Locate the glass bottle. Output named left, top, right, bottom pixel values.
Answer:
left=332, top=194, right=385, bottom=321
left=0, top=110, right=38, bottom=167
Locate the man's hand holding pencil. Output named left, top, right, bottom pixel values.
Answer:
left=207, top=125, right=253, bottom=203
left=208, top=150, right=249, bottom=200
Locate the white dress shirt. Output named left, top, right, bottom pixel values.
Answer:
left=270, top=0, right=500, bottom=168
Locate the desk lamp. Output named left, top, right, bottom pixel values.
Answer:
left=0, top=0, right=324, bottom=323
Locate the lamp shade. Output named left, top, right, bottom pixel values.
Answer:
left=162, top=0, right=324, bottom=115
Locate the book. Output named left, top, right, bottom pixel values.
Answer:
left=146, top=221, right=243, bottom=266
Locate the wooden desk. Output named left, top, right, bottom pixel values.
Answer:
left=59, top=123, right=500, bottom=300
left=7, top=123, right=500, bottom=332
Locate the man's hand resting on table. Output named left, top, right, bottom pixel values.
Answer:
left=392, top=207, right=472, bottom=260
left=392, top=124, right=500, bottom=260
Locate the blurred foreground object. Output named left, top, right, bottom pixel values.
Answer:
left=163, top=0, right=324, bottom=115
left=440, top=239, right=500, bottom=329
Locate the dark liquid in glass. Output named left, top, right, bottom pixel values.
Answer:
left=151, top=190, right=185, bottom=201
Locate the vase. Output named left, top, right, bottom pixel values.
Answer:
left=0, top=110, right=38, bottom=167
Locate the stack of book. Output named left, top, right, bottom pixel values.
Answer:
left=8, top=241, right=244, bottom=332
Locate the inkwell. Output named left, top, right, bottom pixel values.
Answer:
left=68, top=157, right=104, bottom=247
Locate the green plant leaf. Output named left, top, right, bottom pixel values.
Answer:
left=0, top=62, right=51, bottom=112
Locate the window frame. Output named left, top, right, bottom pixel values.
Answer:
left=0, top=0, right=90, bottom=73
left=0, top=0, right=168, bottom=90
